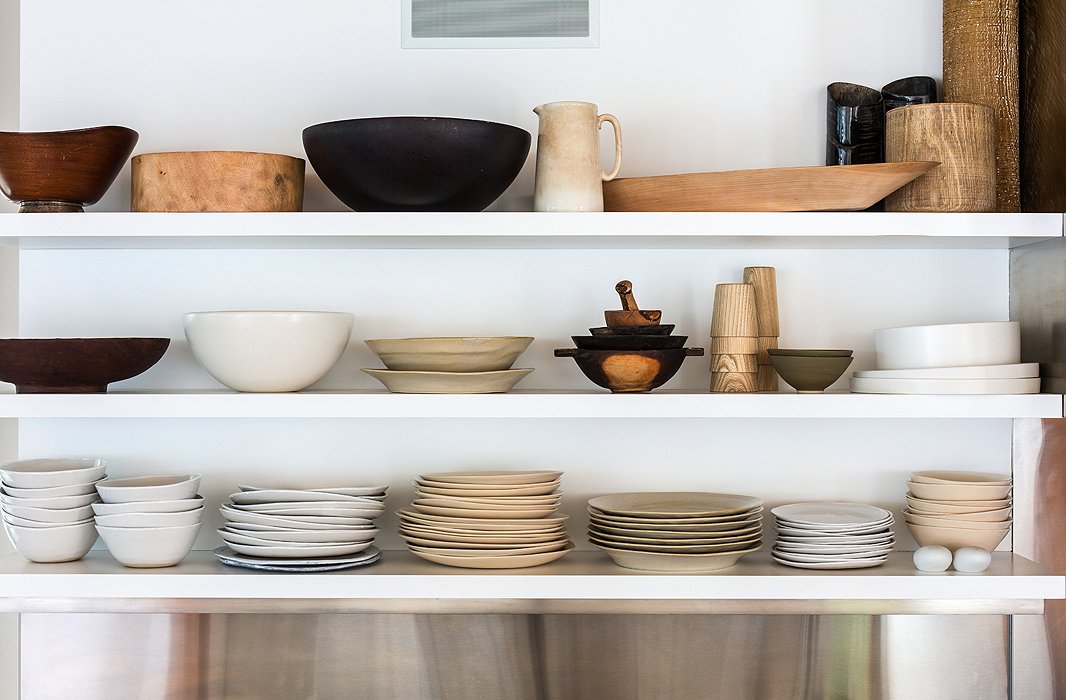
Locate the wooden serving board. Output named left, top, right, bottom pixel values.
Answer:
left=602, top=162, right=938, bottom=212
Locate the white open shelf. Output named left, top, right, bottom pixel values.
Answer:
left=0, top=551, right=1060, bottom=615
left=0, top=212, right=1061, bottom=250
left=0, top=391, right=1060, bottom=419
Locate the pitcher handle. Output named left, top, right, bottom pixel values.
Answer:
left=598, top=114, right=623, bottom=181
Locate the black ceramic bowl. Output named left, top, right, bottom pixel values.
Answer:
left=302, top=117, right=531, bottom=212
left=572, top=335, right=687, bottom=351
left=0, top=338, right=170, bottom=393
left=588, top=325, right=675, bottom=337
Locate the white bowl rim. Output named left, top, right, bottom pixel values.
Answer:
left=97, top=474, right=200, bottom=489
left=874, top=320, right=1018, bottom=333
left=183, top=310, right=354, bottom=319
left=1, top=458, right=106, bottom=475
left=365, top=336, right=535, bottom=343
left=95, top=522, right=201, bottom=533
left=5, top=519, right=97, bottom=532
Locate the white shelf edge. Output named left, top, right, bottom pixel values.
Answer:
left=0, top=391, right=1060, bottom=419
left=0, top=212, right=1061, bottom=250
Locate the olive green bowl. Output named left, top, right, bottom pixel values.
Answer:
left=768, top=351, right=854, bottom=393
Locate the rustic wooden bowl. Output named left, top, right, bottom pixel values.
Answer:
left=0, top=338, right=170, bottom=393
left=131, top=152, right=305, bottom=212
left=0, top=126, right=139, bottom=212
left=589, top=325, right=675, bottom=337
left=571, top=335, right=687, bottom=351
left=555, top=347, right=704, bottom=393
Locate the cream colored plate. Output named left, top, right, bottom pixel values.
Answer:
left=404, top=539, right=570, bottom=556
left=410, top=542, right=574, bottom=569
left=588, top=522, right=761, bottom=544
left=420, top=471, right=563, bottom=485
left=398, top=527, right=567, bottom=545
left=364, top=337, right=534, bottom=373
left=413, top=493, right=562, bottom=506
left=412, top=500, right=558, bottom=519
left=589, top=507, right=762, bottom=526
left=593, top=542, right=761, bottom=572
left=397, top=509, right=568, bottom=530
left=909, top=470, right=1012, bottom=485
left=588, top=520, right=761, bottom=539
left=362, top=368, right=533, bottom=394
left=415, top=481, right=561, bottom=497
left=588, top=493, right=763, bottom=518
left=588, top=533, right=761, bottom=554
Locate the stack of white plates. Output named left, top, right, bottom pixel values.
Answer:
left=587, top=492, right=763, bottom=572
left=399, top=470, right=572, bottom=569
left=215, top=484, right=388, bottom=572
left=904, top=470, right=1012, bottom=551
left=852, top=321, right=1038, bottom=395
left=771, top=502, right=895, bottom=569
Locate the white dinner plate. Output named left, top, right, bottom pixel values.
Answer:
left=771, top=548, right=893, bottom=563
left=852, top=363, right=1039, bottom=380
left=775, top=533, right=894, bottom=546
left=770, top=553, right=888, bottom=570
left=773, top=542, right=895, bottom=556
left=224, top=540, right=373, bottom=559
left=239, top=484, right=389, bottom=497
left=230, top=490, right=387, bottom=505
left=775, top=522, right=893, bottom=537
left=220, top=506, right=376, bottom=529
left=588, top=493, right=763, bottom=518
left=214, top=545, right=380, bottom=569
left=219, top=528, right=377, bottom=546
left=231, top=503, right=385, bottom=518
left=771, top=502, right=892, bottom=527
left=849, top=376, right=1040, bottom=395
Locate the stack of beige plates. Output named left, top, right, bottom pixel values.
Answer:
left=904, top=470, right=1012, bottom=551
left=363, top=337, right=534, bottom=394
left=587, top=492, right=763, bottom=572
left=399, top=470, right=572, bottom=569
left=215, top=484, right=387, bottom=572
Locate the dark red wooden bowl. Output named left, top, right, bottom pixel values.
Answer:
left=302, top=117, right=530, bottom=211
left=555, top=347, right=704, bottom=393
left=0, top=338, right=170, bottom=393
left=0, top=126, right=139, bottom=212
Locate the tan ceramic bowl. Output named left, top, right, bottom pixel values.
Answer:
left=903, top=510, right=1012, bottom=529
left=905, top=494, right=1012, bottom=512
left=906, top=521, right=1010, bottom=550
left=906, top=480, right=1012, bottom=501
left=365, top=337, right=533, bottom=372
left=909, top=470, right=1012, bottom=486
left=905, top=503, right=1012, bottom=521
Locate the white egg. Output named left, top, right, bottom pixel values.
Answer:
left=912, top=545, right=953, bottom=572
left=952, top=546, right=992, bottom=573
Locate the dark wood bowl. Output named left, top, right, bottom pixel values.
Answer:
left=0, top=338, right=170, bottom=393
left=555, top=347, right=704, bottom=393
left=589, top=325, right=675, bottom=337
left=0, top=126, right=139, bottom=212
left=572, top=335, right=687, bottom=351
left=302, top=117, right=531, bottom=211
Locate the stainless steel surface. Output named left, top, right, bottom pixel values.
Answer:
left=21, top=612, right=1016, bottom=700
left=1010, top=236, right=1066, bottom=394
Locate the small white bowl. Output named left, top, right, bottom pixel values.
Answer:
left=0, top=492, right=100, bottom=509
left=0, top=458, right=107, bottom=489
left=3, top=512, right=95, bottom=528
left=94, top=507, right=204, bottom=528
left=3, top=520, right=98, bottom=563
left=874, top=321, right=1020, bottom=370
left=183, top=311, right=353, bottom=392
left=92, top=495, right=204, bottom=516
left=95, top=522, right=201, bottom=568
left=2, top=502, right=96, bottom=523
left=906, top=480, right=1012, bottom=501
left=2, top=479, right=103, bottom=498
left=96, top=475, right=201, bottom=504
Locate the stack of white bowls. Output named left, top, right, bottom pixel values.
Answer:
left=363, top=337, right=534, bottom=393
left=851, top=321, right=1039, bottom=394
left=93, top=475, right=203, bottom=568
left=588, top=492, right=763, bottom=572
left=216, top=484, right=386, bottom=572
left=399, top=470, right=572, bottom=568
left=0, top=458, right=104, bottom=563
left=771, top=502, right=895, bottom=569
left=904, top=470, right=1013, bottom=550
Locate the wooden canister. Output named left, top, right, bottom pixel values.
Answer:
left=885, top=103, right=996, bottom=212
left=710, top=371, right=758, bottom=393
left=710, top=284, right=758, bottom=337
left=132, top=151, right=305, bottom=212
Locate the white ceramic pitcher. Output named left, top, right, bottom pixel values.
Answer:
left=532, top=101, right=622, bottom=212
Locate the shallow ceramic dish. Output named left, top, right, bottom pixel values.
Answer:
left=588, top=493, right=763, bottom=518
left=853, top=363, right=1038, bottom=379
left=905, top=505, right=1012, bottom=521
left=0, top=338, right=170, bottom=393
left=238, top=484, right=389, bottom=497
left=184, top=311, right=353, bottom=392
left=405, top=540, right=570, bottom=557
left=233, top=503, right=385, bottom=518
left=220, top=506, right=376, bottom=530
left=903, top=512, right=1011, bottom=529
left=906, top=480, right=1012, bottom=501
left=763, top=349, right=853, bottom=358
left=3, top=520, right=98, bottom=563
left=775, top=532, right=894, bottom=545
left=0, top=492, right=99, bottom=509
left=3, top=502, right=95, bottom=524
left=0, top=458, right=107, bottom=489
left=214, top=545, right=380, bottom=571
left=769, top=547, right=892, bottom=562
left=421, top=471, right=562, bottom=485
left=770, top=554, right=889, bottom=570
left=396, top=509, right=568, bottom=531
left=302, top=117, right=531, bottom=212
left=768, top=352, right=853, bottom=393
left=905, top=521, right=1010, bottom=550
left=414, top=481, right=560, bottom=497
left=365, top=337, right=533, bottom=372
left=411, top=501, right=557, bottom=520
left=593, top=541, right=760, bottom=572
left=92, top=495, right=204, bottom=516
left=220, top=529, right=375, bottom=548
left=223, top=539, right=373, bottom=559
left=771, top=502, right=892, bottom=526
left=588, top=534, right=761, bottom=554
left=775, top=523, right=893, bottom=537
left=909, top=470, right=1012, bottom=485
left=0, top=125, right=139, bottom=212
left=96, top=475, right=201, bottom=503
left=588, top=522, right=761, bottom=544
left=229, top=489, right=385, bottom=506
left=94, top=508, right=204, bottom=528
left=95, top=522, right=201, bottom=568
left=412, top=493, right=561, bottom=506
left=589, top=510, right=762, bottom=529
left=873, top=321, right=1020, bottom=370
left=904, top=495, right=1011, bottom=514
left=589, top=520, right=761, bottom=539
left=363, top=368, right=533, bottom=394
left=1, top=479, right=102, bottom=498
left=401, top=532, right=567, bottom=550
left=398, top=527, right=564, bottom=545
left=555, top=347, right=704, bottom=393
left=850, top=376, right=1040, bottom=395
left=408, top=542, right=573, bottom=569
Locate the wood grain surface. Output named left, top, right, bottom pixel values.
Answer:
left=1020, top=0, right=1066, bottom=211
left=710, top=353, right=758, bottom=373
left=709, top=336, right=759, bottom=354
left=757, top=365, right=779, bottom=392
left=944, top=0, right=1021, bottom=212
left=710, top=284, right=758, bottom=337
left=743, top=267, right=779, bottom=337
left=885, top=103, right=996, bottom=212
left=710, top=371, right=758, bottom=393
left=757, top=336, right=779, bottom=365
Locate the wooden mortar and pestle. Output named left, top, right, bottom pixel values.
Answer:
left=604, top=280, right=662, bottom=328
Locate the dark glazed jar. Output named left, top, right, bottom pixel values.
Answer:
left=826, top=82, right=884, bottom=166
left=881, top=76, right=938, bottom=113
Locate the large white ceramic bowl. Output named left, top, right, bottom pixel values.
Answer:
left=95, top=522, right=201, bottom=568
left=94, top=507, right=204, bottom=528
left=92, top=495, right=204, bottom=516
left=365, top=337, right=534, bottom=372
left=96, top=475, right=201, bottom=504
left=2, top=502, right=96, bottom=523
left=3, top=520, right=98, bottom=563
left=873, top=321, right=1020, bottom=370
left=183, top=311, right=353, bottom=392
left=0, top=458, right=107, bottom=489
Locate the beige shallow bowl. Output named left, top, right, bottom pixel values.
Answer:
left=398, top=526, right=565, bottom=545
left=363, top=368, right=532, bottom=394
left=408, top=542, right=573, bottom=569
left=588, top=492, right=763, bottom=518
left=0, top=458, right=107, bottom=489
left=905, top=494, right=1012, bottom=511
left=905, top=504, right=1012, bottom=521
left=906, top=521, right=1010, bottom=550
left=411, top=500, right=557, bottom=519
left=405, top=539, right=569, bottom=557
left=365, top=337, right=534, bottom=372
left=421, top=471, right=562, bottom=486
left=906, top=481, right=1012, bottom=501
left=593, top=542, right=761, bottom=572
left=415, top=481, right=560, bottom=497
left=909, top=470, right=1012, bottom=485
left=903, top=510, right=1012, bottom=529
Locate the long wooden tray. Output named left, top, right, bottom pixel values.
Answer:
left=602, top=162, right=939, bottom=212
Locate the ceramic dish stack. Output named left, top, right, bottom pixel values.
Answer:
left=398, top=470, right=572, bottom=568
left=904, top=471, right=1012, bottom=550
left=587, top=492, right=763, bottom=572
left=0, top=458, right=105, bottom=563
left=851, top=321, right=1039, bottom=394
left=93, top=475, right=204, bottom=568
left=216, top=484, right=387, bottom=572
left=771, top=502, right=895, bottom=569
left=363, top=337, right=534, bottom=393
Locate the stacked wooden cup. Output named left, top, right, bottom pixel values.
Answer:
left=710, top=267, right=781, bottom=393
left=744, top=266, right=780, bottom=392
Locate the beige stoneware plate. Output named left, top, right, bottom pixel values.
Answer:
left=397, top=509, right=568, bottom=530
left=906, top=481, right=1012, bottom=501
left=592, top=542, right=761, bottom=572
left=412, top=500, right=558, bottom=519
left=409, top=542, right=574, bottom=569
left=588, top=534, right=762, bottom=554
left=588, top=520, right=762, bottom=539
left=588, top=493, right=763, bottom=518
left=414, top=481, right=561, bottom=497
left=589, top=512, right=763, bottom=531
left=362, top=368, right=533, bottom=394
left=588, top=522, right=761, bottom=544
left=413, top=493, right=562, bottom=506
left=404, top=539, right=570, bottom=556
left=398, top=527, right=567, bottom=545
left=908, top=470, right=1012, bottom=485
left=421, top=471, right=563, bottom=485
left=364, top=337, right=534, bottom=372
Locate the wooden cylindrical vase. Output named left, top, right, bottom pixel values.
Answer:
left=885, top=103, right=996, bottom=212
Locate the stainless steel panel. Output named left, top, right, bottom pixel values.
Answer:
left=1010, top=236, right=1066, bottom=394
left=21, top=613, right=1014, bottom=700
